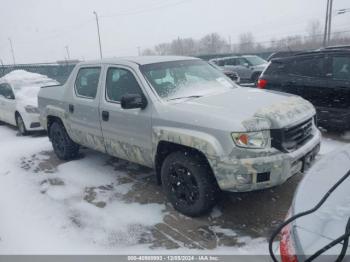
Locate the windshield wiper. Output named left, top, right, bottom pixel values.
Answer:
left=168, top=95, right=202, bottom=101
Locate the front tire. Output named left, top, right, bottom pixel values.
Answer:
left=161, top=151, right=219, bottom=217
left=16, top=113, right=28, bottom=136
left=49, top=121, right=79, bottom=160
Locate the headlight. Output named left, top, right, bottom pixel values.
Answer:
left=231, top=131, right=270, bottom=149
left=24, top=105, right=39, bottom=114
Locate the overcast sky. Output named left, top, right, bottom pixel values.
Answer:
left=0, top=0, right=349, bottom=64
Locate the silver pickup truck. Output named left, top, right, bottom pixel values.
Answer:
left=38, top=56, right=321, bottom=217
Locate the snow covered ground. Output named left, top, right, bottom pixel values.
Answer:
left=0, top=124, right=347, bottom=255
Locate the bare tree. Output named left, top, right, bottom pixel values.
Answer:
left=143, top=28, right=350, bottom=57
left=155, top=43, right=171, bottom=55
left=199, top=33, right=228, bottom=54
left=142, top=48, right=156, bottom=56
left=305, top=20, right=322, bottom=48
left=238, top=32, right=255, bottom=53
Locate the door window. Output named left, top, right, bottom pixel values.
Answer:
left=224, top=58, right=237, bottom=66
left=74, top=67, right=101, bottom=98
left=0, top=83, right=15, bottom=99
left=237, top=58, right=249, bottom=66
left=332, top=56, right=350, bottom=80
left=105, top=68, right=143, bottom=102
left=289, top=56, right=325, bottom=78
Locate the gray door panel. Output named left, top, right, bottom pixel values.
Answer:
left=67, top=66, right=105, bottom=152
left=99, top=65, right=153, bottom=167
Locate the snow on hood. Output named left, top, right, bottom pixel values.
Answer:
left=0, top=70, right=58, bottom=107
left=165, top=88, right=315, bottom=131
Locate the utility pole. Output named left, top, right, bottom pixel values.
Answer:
left=323, top=0, right=330, bottom=47
left=228, top=36, right=232, bottom=53
left=65, top=45, right=71, bottom=60
left=327, top=0, right=334, bottom=45
left=8, top=38, right=16, bottom=65
left=137, top=46, right=141, bottom=56
left=93, top=11, right=103, bottom=59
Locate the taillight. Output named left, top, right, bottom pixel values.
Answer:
left=280, top=222, right=298, bottom=262
left=257, top=79, right=267, bottom=89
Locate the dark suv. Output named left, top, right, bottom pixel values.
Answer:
left=258, top=48, right=350, bottom=130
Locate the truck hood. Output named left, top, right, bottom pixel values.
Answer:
left=166, top=87, right=315, bottom=131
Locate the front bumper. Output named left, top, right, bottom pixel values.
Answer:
left=21, top=112, right=44, bottom=131
left=213, top=129, right=322, bottom=192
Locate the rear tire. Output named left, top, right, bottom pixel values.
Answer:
left=49, top=121, right=79, bottom=160
left=161, top=151, right=219, bottom=217
left=16, top=113, right=28, bottom=136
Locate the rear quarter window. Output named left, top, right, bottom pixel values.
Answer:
left=264, top=61, right=288, bottom=75
left=74, top=67, right=101, bottom=99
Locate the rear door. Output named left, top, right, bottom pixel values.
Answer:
left=287, top=54, right=328, bottom=106
left=326, top=54, right=350, bottom=109
left=99, top=65, right=153, bottom=167
left=223, top=58, right=251, bottom=79
left=67, top=66, right=105, bottom=152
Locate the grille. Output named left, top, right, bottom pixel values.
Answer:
left=271, top=118, right=314, bottom=152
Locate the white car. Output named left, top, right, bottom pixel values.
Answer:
left=270, top=145, right=350, bottom=261
left=0, top=70, right=58, bottom=135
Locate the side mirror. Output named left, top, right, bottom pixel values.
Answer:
left=243, top=63, right=249, bottom=68
left=121, top=93, right=147, bottom=110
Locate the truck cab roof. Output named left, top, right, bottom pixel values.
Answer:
left=78, top=56, right=199, bottom=66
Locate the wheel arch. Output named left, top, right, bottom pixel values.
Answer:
left=14, top=110, right=22, bottom=126
left=153, top=127, right=223, bottom=185
left=47, top=115, right=64, bottom=139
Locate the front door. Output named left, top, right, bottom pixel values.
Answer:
left=0, top=83, right=16, bottom=125
left=99, top=66, right=153, bottom=167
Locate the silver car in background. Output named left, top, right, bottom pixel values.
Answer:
left=210, top=55, right=268, bottom=84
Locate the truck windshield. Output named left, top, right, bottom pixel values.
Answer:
left=141, top=60, right=236, bottom=100
left=244, top=56, right=267, bottom=66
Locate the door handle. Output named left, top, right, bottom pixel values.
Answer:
left=102, top=111, right=109, bottom=121
left=69, top=104, right=74, bottom=113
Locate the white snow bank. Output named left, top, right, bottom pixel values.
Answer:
left=0, top=124, right=346, bottom=255
left=0, top=70, right=58, bottom=106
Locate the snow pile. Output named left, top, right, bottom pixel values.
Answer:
left=0, top=123, right=346, bottom=254
left=0, top=125, right=274, bottom=255
left=0, top=70, right=58, bottom=106
left=0, top=126, right=165, bottom=254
